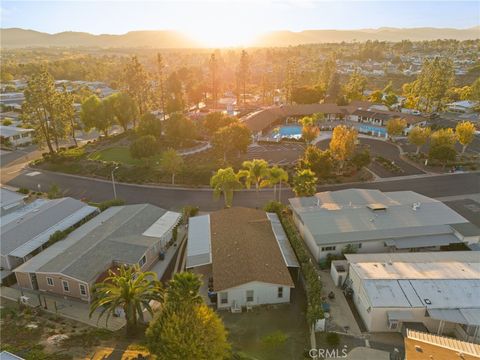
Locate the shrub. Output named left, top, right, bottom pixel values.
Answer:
left=97, top=198, right=125, bottom=211
left=17, top=187, right=30, bottom=194
left=263, top=200, right=283, bottom=214
left=326, top=332, right=340, bottom=347
left=47, top=184, right=61, bottom=199
left=2, top=119, right=12, bottom=126
left=261, top=330, right=288, bottom=346
left=181, top=205, right=199, bottom=224
left=47, top=230, right=68, bottom=246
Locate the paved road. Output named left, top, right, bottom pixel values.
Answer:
left=4, top=168, right=479, bottom=211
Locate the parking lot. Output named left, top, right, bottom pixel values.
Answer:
left=244, top=143, right=305, bottom=165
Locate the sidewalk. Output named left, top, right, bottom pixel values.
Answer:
left=1, top=286, right=125, bottom=331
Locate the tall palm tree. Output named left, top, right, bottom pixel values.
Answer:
left=266, top=166, right=289, bottom=202
left=210, top=167, right=243, bottom=208
left=238, top=159, right=270, bottom=195
left=89, top=265, right=163, bottom=336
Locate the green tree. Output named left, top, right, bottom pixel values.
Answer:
left=57, top=85, right=77, bottom=147
left=146, top=272, right=230, bottom=360
left=351, top=149, right=371, bottom=170
left=203, top=112, right=236, bottom=136
left=109, top=92, right=137, bottom=132
left=160, top=148, right=184, bottom=185
left=265, top=166, right=289, bottom=201
left=138, top=112, right=162, bottom=140
left=209, top=53, right=219, bottom=109
left=329, top=125, right=358, bottom=168
left=343, top=71, right=367, bottom=102
left=130, top=135, right=158, bottom=160
left=300, top=146, right=333, bottom=179
left=211, top=122, right=251, bottom=162
left=90, top=265, right=162, bottom=336
left=408, top=126, right=431, bottom=154
left=80, top=95, right=116, bottom=137
left=156, top=53, right=167, bottom=121
left=210, top=167, right=243, bottom=207
left=123, top=56, right=152, bottom=120
left=22, top=69, right=63, bottom=153
left=292, top=168, right=318, bottom=197
left=238, top=159, right=270, bottom=202
left=456, top=121, right=476, bottom=154
left=291, top=86, right=322, bottom=104
left=164, top=113, right=196, bottom=147
left=386, top=118, right=407, bottom=138
left=237, top=50, right=249, bottom=106
left=431, top=128, right=457, bottom=148
left=429, top=145, right=456, bottom=169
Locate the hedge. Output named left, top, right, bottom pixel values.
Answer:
left=277, top=208, right=324, bottom=326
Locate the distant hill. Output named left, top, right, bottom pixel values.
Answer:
left=1, top=27, right=479, bottom=49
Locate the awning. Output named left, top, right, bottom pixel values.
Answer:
left=186, top=215, right=212, bottom=268
left=267, top=213, right=300, bottom=268
left=142, top=211, right=181, bottom=239
left=428, top=308, right=480, bottom=326
left=388, top=311, right=415, bottom=321
left=385, top=234, right=462, bottom=250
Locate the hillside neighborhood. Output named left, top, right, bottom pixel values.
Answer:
left=1, top=2, right=480, bottom=359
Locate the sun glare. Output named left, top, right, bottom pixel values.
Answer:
left=185, top=26, right=258, bottom=48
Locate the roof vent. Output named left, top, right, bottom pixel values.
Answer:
left=424, top=299, right=432, bottom=305
left=412, top=202, right=421, bottom=211
left=367, top=203, right=387, bottom=211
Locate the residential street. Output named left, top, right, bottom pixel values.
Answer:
left=3, top=165, right=479, bottom=211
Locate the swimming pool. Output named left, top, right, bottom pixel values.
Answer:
left=272, top=125, right=302, bottom=140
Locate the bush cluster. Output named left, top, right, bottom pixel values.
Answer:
left=375, top=156, right=404, bottom=174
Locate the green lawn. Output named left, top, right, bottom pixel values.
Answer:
left=88, top=147, right=162, bottom=166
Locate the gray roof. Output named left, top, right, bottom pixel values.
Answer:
left=385, top=234, right=461, bottom=249
left=15, top=204, right=178, bottom=283
left=186, top=215, right=212, bottom=268
left=1, top=197, right=97, bottom=257
left=0, top=351, right=24, bottom=360
left=450, top=222, right=480, bottom=237
left=289, top=189, right=469, bottom=246
left=0, top=188, right=25, bottom=211
left=0, top=125, right=34, bottom=137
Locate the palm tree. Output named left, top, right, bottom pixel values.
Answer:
left=266, top=166, right=289, bottom=202
left=89, top=265, right=163, bottom=336
left=239, top=159, right=270, bottom=193
left=210, top=167, right=243, bottom=208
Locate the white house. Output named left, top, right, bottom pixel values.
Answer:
left=447, top=100, right=478, bottom=114
left=186, top=207, right=298, bottom=311
left=0, top=125, right=34, bottom=146
left=337, top=252, right=480, bottom=343
left=289, top=189, right=479, bottom=261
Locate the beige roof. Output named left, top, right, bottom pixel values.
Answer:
left=405, top=329, right=480, bottom=359
left=210, top=207, right=294, bottom=291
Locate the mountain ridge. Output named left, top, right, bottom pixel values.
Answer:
left=1, top=27, right=478, bottom=48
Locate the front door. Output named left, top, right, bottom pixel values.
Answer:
left=30, top=273, right=39, bottom=290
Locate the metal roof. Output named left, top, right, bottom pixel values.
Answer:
left=0, top=125, right=33, bottom=137
left=1, top=197, right=97, bottom=257
left=267, top=213, right=299, bottom=268
left=451, top=222, right=480, bottom=237
left=428, top=308, right=480, bottom=326
left=387, top=311, right=415, bottom=321
left=15, top=204, right=178, bottom=283
left=386, top=234, right=461, bottom=249
left=289, top=189, right=469, bottom=246
left=142, top=211, right=181, bottom=239
left=0, top=351, right=24, bottom=360
left=186, top=215, right=212, bottom=268
left=0, top=188, right=25, bottom=211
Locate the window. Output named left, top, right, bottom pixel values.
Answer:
left=139, top=255, right=146, bottom=267
left=357, top=243, right=362, bottom=249
left=62, top=280, right=70, bottom=292
left=21, top=133, right=29, bottom=138
left=12, top=135, right=20, bottom=140
left=321, top=246, right=336, bottom=251
left=79, top=284, right=87, bottom=296
left=220, top=292, right=228, bottom=304
left=46, top=277, right=54, bottom=286
left=278, top=287, right=283, bottom=298
left=246, top=290, right=254, bottom=302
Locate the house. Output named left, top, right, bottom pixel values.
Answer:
left=336, top=252, right=480, bottom=343
left=405, top=329, right=480, bottom=360
left=447, top=101, right=478, bottom=114
left=0, top=188, right=27, bottom=215
left=1, top=197, right=98, bottom=275
left=0, top=125, right=34, bottom=146
left=289, top=189, right=479, bottom=261
left=186, top=207, right=298, bottom=311
left=14, top=204, right=181, bottom=302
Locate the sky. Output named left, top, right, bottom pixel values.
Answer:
left=1, top=1, right=479, bottom=46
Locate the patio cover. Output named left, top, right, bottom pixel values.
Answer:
left=385, top=234, right=461, bottom=249
left=428, top=308, right=480, bottom=326
left=142, top=211, right=181, bottom=239
left=186, top=215, right=212, bottom=268
left=267, top=213, right=300, bottom=268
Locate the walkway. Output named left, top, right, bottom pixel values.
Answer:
left=1, top=286, right=125, bottom=330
